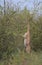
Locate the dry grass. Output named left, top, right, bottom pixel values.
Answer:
left=0, top=51, right=42, bottom=65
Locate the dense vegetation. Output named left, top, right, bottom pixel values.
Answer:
left=0, top=0, right=42, bottom=65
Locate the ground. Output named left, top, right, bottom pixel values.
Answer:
left=0, top=51, right=42, bottom=65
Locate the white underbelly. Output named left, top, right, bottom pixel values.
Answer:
left=24, top=39, right=27, bottom=47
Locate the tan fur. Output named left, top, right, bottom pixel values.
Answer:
left=24, top=24, right=31, bottom=53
